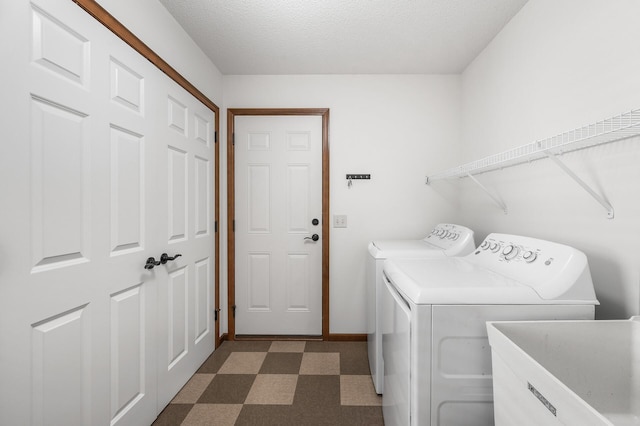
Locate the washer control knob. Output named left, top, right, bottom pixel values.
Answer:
left=480, top=241, right=489, bottom=250
left=502, top=245, right=518, bottom=260
left=523, top=250, right=537, bottom=263
left=490, top=243, right=500, bottom=253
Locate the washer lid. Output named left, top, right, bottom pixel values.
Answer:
left=383, top=257, right=548, bottom=305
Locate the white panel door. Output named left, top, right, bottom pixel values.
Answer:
left=155, top=77, right=215, bottom=408
left=0, top=1, right=215, bottom=425
left=235, top=116, right=322, bottom=335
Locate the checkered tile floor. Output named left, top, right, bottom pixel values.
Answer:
left=152, top=340, right=383, bottom=425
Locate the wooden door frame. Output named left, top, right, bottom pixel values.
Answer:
left=72, top=0, right=221, bottom=347
left=227, top=108, right=330, bottom=340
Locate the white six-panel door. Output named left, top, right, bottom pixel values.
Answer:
left=0, top=1, right=215, bottom=424
left=234, top=115, right=322, bottom=335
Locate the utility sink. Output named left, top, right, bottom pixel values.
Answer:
left=487, top=317, right=640, bottom=425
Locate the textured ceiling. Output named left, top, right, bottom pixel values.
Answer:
left=159, top=0, right=528, bottom=75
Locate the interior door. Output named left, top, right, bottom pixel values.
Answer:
left=155, top=76, right=216, bottom=407
left=234, top=115, right=323, bottom=335
left=0, top=1, right=215, bottom=424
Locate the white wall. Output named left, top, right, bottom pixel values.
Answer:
left=459, top=0, right=640, bottom=319
left=223, top=75, right=462, bottom=333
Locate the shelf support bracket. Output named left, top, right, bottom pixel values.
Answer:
left=544, top=151, right=614, bottom=219
left=467, top=173, right=508, bottom=215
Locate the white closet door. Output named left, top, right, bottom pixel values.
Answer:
left=155, top=75, right=215, bottom=408
left=0, top=1, right=215, bottom=424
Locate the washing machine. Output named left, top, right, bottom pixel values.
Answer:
left=380, top=233, right=599, bottom=426
left=367, top=223, right=475, bottom=394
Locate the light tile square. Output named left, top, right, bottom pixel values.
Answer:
left=218, top=352, right=266, bottom=374
left=340, top=375, right=382, bottom=406
left=245, top=374, right=298, bottom=405
left=268, top=341, right=306, bottom=353
left=299, top=352, right=340, bottom=375
left=181, top=404, right=242, bottom=426
left=171, top=373, right=215, bottom=403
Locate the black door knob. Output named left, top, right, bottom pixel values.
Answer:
left=312, top=218, right=319, bottom=226
left=160, top=253, right=182, bottom=264
left=144, top=257, right=161, bottom=270
left=304, top=234, right=319, bottom=242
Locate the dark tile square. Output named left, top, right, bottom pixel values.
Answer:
left=197, top=374, right=255, bottom=404
left=235, top=404, right=296, bottom=426
left=151, top=403, right=192, bottom=426
left=340, top=405, right=384, bottom=425
left=293, top=375, right=340, bottom=413
left=259, top=352, right=303, bottom=374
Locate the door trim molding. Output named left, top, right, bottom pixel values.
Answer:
left=227, top=108, right=330, bottom=340
left=72, top=0, right=221, bottom=347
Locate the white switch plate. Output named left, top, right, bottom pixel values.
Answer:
left=333, top=215, right=347, bottom=228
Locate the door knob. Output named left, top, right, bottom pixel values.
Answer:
left=304, top=234, right=319, bottom=242
left=144, top=257, right=161, bottom=270
left=160, top=253, right=182, bottom=264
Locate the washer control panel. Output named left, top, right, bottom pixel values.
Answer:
left=469, top=233, right=595, bottom=301
left=423, top=223, right=475, bottom=253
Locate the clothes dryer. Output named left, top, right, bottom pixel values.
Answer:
left=381, top=233, right=599, bottom=426
left=367, top=223, right=475, bottom=394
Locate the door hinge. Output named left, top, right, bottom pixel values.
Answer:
left=214, top=308, right=219, bottom=321
left=232, top=219, right=235, bottom=232
left=232, top=305, right=236, bottom=318
left=215, top=220, right=218, bottom=233
left=214, top=130, right=218, bottom=143
left=232, top=133, right=235, bottom=146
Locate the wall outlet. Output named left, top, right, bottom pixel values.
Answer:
left=333, top=215, right=348, bottom=228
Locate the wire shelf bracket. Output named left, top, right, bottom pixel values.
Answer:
left=467, top=173, right=508, bottom=215
left=544, top=151, right=614, bottom=219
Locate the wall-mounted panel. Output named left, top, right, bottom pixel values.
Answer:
left=30, top=96, right=89, bottom=272
left=194, top=113, right=210, bottom=147
left=31, top=304, right=90, bottom=426
left=167, top=96, right=187, bottom=136
left=286, top=131, right=311, bottom=151
left=194, top=156, right=210, bottom=238
left=31, top=5, right=89, bottom=86
left=248, top=253, right=270, bottom=311
left=287, top=165, right=310, bottom=233
left=168, top=147, right=188, bottom=242
left=110, top=285, right=145, bottom=422
left=247, top=165, right=270, bottom=233
left=110, top=126, right=144, bottom=255
left=247, top=132, right=270, bottom=151
left=110, top=57, right=144, bottom=114
left=194, top=258, right=211, bottom=343
left=286, top=254, right=310, bottom=311
left=168, top=267, right=188, bottom=369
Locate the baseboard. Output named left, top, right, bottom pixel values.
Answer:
left=328, top=333, right=367, bottom=342
left=217, top=333, right=367, bottom=343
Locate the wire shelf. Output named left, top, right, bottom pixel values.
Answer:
left=426, top=109, right=640, bottom=183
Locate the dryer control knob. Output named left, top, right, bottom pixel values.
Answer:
left=490, top=243, right=500, bottom=252
left=480, top=241, right=490, bottom=250
left=523, top=251, right=537, bottom=263
left=502, top=245, right=518, bottom=260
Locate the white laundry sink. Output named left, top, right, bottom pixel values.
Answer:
left=487, top=317, right=640, bottom=426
